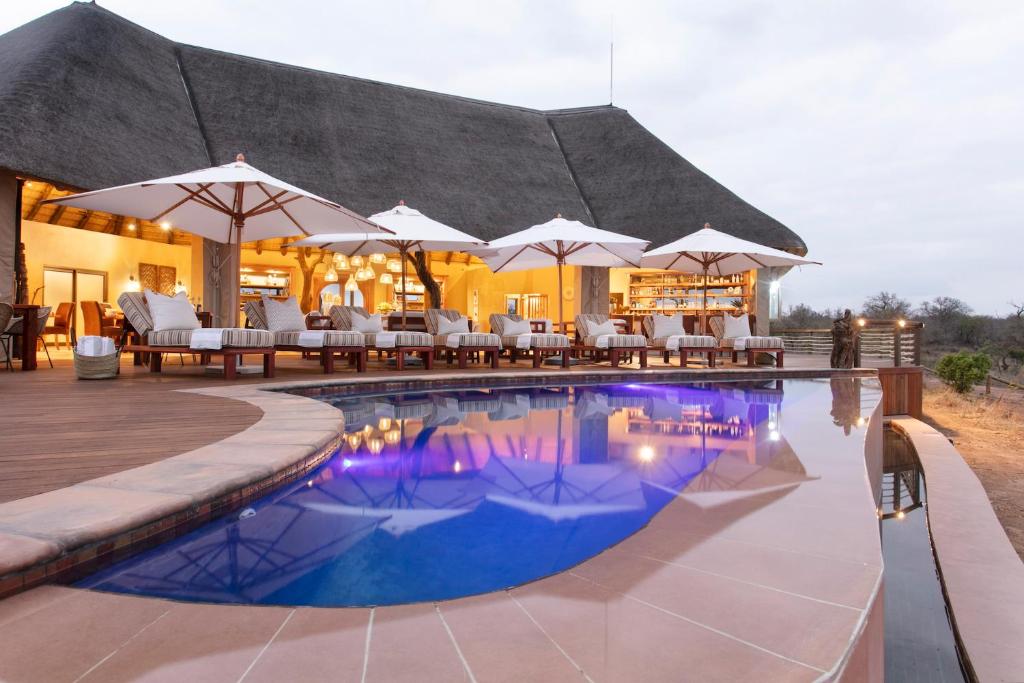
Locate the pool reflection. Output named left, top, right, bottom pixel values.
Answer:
left=81, top=382, right=811, bottom=607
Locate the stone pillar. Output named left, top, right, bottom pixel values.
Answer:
left=189, top=237, right=205, bottom=309
left=754, top=268, right=772, bottom=335
left=200, top=239, right=239, bottom=327
left=578, top=266, right=610, bottom=316
left=0, top=171, right=17, bottom=304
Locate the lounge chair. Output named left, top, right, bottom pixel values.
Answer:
left=244, top=299, right=367, bottom=373
left=329, top=305, right=434, bottom=370
left=489, top=314, right=570, bottom=368
left=118, top=291, right=275, bottom=378
left=425, top=308, right=501, bottom=369
left=574, top=314, right=648, bottom=368
left=709, top=314, right=785, bottom=367
left=641, top=314, right=718, bottom=367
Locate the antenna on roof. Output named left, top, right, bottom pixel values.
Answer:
left=609, top=13, right=615, bottom=104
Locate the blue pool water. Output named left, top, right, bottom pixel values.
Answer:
left=80, top=380, right=804, bottom=607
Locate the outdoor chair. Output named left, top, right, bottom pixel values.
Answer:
left=3, top=305, right=53, bottom=370
left=641, top=314, right=718, bottom=367
left=328, top=305, right=434, bottom=370
left=118, top=291, right=275, bottom=379
left=489, top=313, right=570, bottom=368
left=244, top=299, right=367, bottom=373
left=709, top=313, right=785, bottom=367
left=425, top=308, right=501, bottom=369
left=0, top=302, right=23, bottom=371
left=81, top=300, right=121, bottom=340
left=574, top=314, right=648, bottom=368
left=44, top=302, right=75, bottom=350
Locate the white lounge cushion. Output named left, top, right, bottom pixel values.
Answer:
left=723, top=313, right=751, bottom=339
left=503, top=318, right=531, bottom=336
left=262, top=296, right=306, bottom=332
left=145, top=290, right=199, bottom=332
left=652, top=313, right=685, bottom=339
left=437, top=315, right=470, bottom=335
left=351, top=311, right=384, bottom=333
left=589, top=319, right=618, bottom=337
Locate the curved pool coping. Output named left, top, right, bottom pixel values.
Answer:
left=889, top=418, right=1024, bottom=682
left=0, top=367, right=885, bottom=681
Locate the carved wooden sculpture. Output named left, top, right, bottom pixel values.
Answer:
left=831, top=309, right=856, bottom=369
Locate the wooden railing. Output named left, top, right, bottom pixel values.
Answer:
left=773, top=319, right=924, bottom=367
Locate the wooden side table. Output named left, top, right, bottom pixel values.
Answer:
left=12, top=304, right=40, bottom=371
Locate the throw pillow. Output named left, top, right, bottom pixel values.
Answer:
left=589, top=320, right=618, bottom=336
left=437, top=316, right=470, bottom=335
left=262, top=296, right=306, bottom=332
left=350, top=311, right=384, bottom=333
left=723, top=313, right=752, bottom=339
left=503, top=317, right=531, bottom=336
left=652, top=313, right=684, bottom=339
left=145, top=289, right=199, bottom=331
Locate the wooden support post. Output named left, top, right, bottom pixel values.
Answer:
left=893, top=322, right=902, bottom=367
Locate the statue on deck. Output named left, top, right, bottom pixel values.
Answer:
left=831, top=309, right=856, bottom=369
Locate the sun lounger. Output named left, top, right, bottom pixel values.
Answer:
left=118, top=292, right=275, bottom=378
left=489, top=314, right=570, bottom=368
left=425, top=309, right=501, bottom=369
left=641, top=314, right=718, bottom=367
left=709, top=314, right=785, bottom=367
left=328, top=305, right=434, bottom=370
left=244, top=300, right=367, bottom=373
left=574, top=314, right=648, bottom=368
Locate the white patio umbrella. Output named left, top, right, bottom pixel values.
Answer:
left=471, top=215, right=649, bottom=333
left=641, top=223, right=821, bottom=333
left=291, top=201, right=485, bottom=327
left=44, top=154, right=386, bottom=325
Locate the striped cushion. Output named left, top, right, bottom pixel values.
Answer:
left=584, top=334, right=647, bottom=348
left=243, top=300, right=270, bottom=330
left=148, top=328, right=273, bottom=348
left=649, top=334, right=718, bottom=349
left=574, top=313, right=608, bottom=338
left=118, top=292, right=154, bottom=335
left=389, top=331, right=433, bottom=347
left=722, top=336, right=784, bottom=349
left=273, top=330, right=365, bottom=346
left=500, top=334, right=568, bottom=349
left=328, top=305, right=369, bottom=332
left=434, top=332, right=501, bottom=347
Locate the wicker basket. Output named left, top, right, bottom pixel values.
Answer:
left=73, top=349, right=120, bottom=380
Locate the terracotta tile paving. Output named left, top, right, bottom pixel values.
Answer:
left=363, top=603, right=470, bottom=682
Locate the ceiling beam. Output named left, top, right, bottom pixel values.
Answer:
left=25, top=185, right=53, bottom=221
left=49, top=204, right=67, bottom=226
left=74, top=210, right=93, bottom=229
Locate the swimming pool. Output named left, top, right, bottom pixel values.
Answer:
left=79, top=377, right=878, bottom=608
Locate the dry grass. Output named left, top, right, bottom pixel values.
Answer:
left=922, top=378, right=1024, bottom=560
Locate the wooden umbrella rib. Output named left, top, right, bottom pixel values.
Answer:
left=254, top=182, right=310, bottom=235
left=196, top=184, right=234, bottom=214
left=492, top=244, right=533, bottom=273
left=593, top=242, right=640, bottom=267
left=245, top=189, right=293, bottom=217
left=151, top=183, right=223, bottom=221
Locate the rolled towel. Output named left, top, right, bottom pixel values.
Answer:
left=190, top=328, right=225, bottom=350
left=76, top=335, right=115, bottom=357
left=516, top=333, right=533, bottom=350
left=375, top=332, right=397, bottom=349
left=298, top=330, right=327, bottom=348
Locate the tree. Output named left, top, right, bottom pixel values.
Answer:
left=411, top=251, right=442, bottom=309
left=861, top=291, right=912, bottom=319
left=918, top=296, right=973, bottom=346
left=294, top=247, right=327, bottom=313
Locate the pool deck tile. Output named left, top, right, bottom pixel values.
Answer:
left=239, top=607, right=370, bottom=683
left=0, top=589, right=172, bottom=682
left=0, top=532, right=62, bottom=576
left=364, top=603, right=471, bottom=682
left=437, top=592, right=585, bottom=682
left=83, top=460, right=275, bottom=505
left=80, top=601, right=293, bottom=683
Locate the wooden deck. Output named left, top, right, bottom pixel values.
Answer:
left=0, top=349, right=842, bottom=504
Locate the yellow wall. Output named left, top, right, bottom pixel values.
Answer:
left=23, top=220, right=193, bottom=303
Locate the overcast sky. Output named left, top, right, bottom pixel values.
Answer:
left=7, top=1, right=1022, bottom=315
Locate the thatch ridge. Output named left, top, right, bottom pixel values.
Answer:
left=0, top=2, right=805, bottom=251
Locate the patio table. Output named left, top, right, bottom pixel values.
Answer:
left=12, top=304, right=40, bottom=371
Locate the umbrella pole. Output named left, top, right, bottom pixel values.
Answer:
left=231, top=220, right=243, bottom=328
left=557, top=260, right=565, bottom=335
left=701, top=263, right=709, bottom=334
left=400, top=248, right=408, bottom=329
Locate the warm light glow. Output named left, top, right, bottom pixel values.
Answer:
left=454, top=461, right=462, bottom=473
left=306, top=480, right=314, bottom=488
left=335, top=254, right=350, bottom=271
left=367, top=437, right=385, bottom=455
left=898, top=319, right=906, bottom=327
left=25, top=181, right=33, bottom=187
left=344, top=276, right=358, bottom=292
left=125, top=275, right=141, bottom=292
left=856, top=416, right=866, bottom=427
left=362, top=424, right=374, bottom=436
left=386, top=259, right=402, bottom=273
left=346, top=433, right=362, bottom=450
left=351, top=255, right=364, bottom=268
left=324, top=266, right=338, bottom=282
left=127, top=222, right=136, bottom=231
left=638, top=446, right=655, bottom=462
left=769, top=430, right=781, bottom=441
left=378, top=417, right=392, bottom=432
left=369, top=253, right=386, bottom=264
left=160, top=221, right=171, bottom=231
left=857, top=318, right=866, bottom=327
left=896, top=510, right=906, bottom=520
left=355, top=266, right=375, bottom=281
left=385, top=429, right=401, bottom=445
left=379, top=272, right=393, bottom=285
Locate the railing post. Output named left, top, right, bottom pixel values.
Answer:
left=853, top=327, right=861, bottom=367
left=893, top=322, right=902, bottom=367
left=913, top=325, right=922, bottom=366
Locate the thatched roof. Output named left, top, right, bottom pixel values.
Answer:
left=0, top=2, right=806, bottom=252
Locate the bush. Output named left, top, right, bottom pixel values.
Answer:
left=935, top=351, right=992, bottom=393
